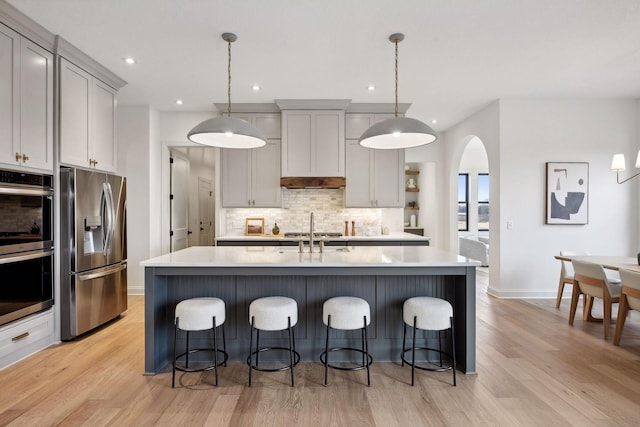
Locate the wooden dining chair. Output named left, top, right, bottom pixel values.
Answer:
left=569, top=260, right=621, bottom=340
left=613, top=268, right=640, bottom=345
left=557, top=250, right=589, bottom=308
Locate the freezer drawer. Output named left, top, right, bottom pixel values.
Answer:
left=63, top=262, right=127, bottom=340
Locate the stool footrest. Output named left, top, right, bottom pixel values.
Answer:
left=247, top=347, right=300, bottom=372
left=320, top=347, right=373, bottom=371
left=174, top=348, right=228, bottom=373
left=401, top=346, right=453, bottom=372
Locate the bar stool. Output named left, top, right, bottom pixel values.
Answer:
left=401, top=297, right=456, bottom=386
left=247, top=296, right=300, bottom=387
left=320, top=296, right=372, bottom=386
left=172, top=297, right=228, bottom=388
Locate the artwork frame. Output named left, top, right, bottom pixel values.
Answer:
left=245, top=217, right=264, bottom=235
left=545, top=162, right=589, bottom=225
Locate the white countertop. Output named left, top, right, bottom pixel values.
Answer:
left=140, top=245, right=478, bottom=268
left=215, top=231, right=430, bottom=242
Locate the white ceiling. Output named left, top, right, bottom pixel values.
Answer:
left=7, top=0, right=640, bottom=131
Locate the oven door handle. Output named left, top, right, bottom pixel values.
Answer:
left=0, top=248, right=53, bottom=265
left=76, top=262, right=127, bottom=281
left=0, top=185, right=53, bottom=197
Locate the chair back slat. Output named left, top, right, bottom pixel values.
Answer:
left=619, top=269, right=640, bottom=311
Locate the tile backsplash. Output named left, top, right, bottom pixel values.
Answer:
left=224, top=189, right=402, bottom=236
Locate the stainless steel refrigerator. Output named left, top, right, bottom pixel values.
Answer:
left=60, top=167, right=127, bottom=340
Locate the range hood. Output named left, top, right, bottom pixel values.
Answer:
left=280, top=177, right=346, bottom=189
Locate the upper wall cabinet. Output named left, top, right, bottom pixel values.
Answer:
left=0, top=23, right=53, bottom=172
left=221, top=113, right=282, bottom=208
left=345, top=113, right=404, bottom=207
left=59, top=59, right=117, bottom=172
left=279, top=103, right=347, bottom=177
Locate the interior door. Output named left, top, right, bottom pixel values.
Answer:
left=198, top=177, right=212, bottom=246
left=170, top=151, right=189, bottom=251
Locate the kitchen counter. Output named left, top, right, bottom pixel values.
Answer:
left=215, top=231, right=430, bottom=246
left=142, top=246, right=477, bottom=376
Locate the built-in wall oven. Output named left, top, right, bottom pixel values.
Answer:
left=0, top=169, right=54, bottom=327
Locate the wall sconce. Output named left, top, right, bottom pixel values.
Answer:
left=611, top=150, right=640, bottom=184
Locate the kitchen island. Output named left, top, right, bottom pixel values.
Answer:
left=142, top=245, right=478, bottom=376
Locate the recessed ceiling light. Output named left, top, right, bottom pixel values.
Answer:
left=176, top=100, right=183, bottom=105
left=252, top=84, right=261, bottom=91
left=431, top=119, right=438, bottom=124
left=124, top=57, right=136, bottom=65
left=367, top=85, right=375, bottom=91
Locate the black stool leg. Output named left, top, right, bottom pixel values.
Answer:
left=213, top=316, right=218, bottom=386
left=288, top=316, right=294, bottom=387
left=324, top=315, right=331, bottom=386
left=222, top=323, right=227, bottom=367
left=438, top=329, right=443, bottom=367
left=450, top=316, right=457, bottom=386
left=172, top=317, right=178, bottom=388
left=185, top=331, right=190, bottom=368
left=411, top=315, right=417, bottom=386
left=248, top=316, right=254, bottom=387
left=256, top=329, right=260, bottom=367
left=401, top=322, right=407, bottom=367
left=364, top=315, right=370, bottom=387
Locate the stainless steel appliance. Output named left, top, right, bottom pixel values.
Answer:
left=0, top=169, right=54, bottom=327
left=60, top=167, right=127, bottom=340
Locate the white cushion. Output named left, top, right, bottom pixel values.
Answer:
left=403, top=297, right=453, bottom=331
left=249, top=296, right=298, bottom=331
left=323, top=297, right=371, bottom=330
left=175, top=297, right=225, bottom=331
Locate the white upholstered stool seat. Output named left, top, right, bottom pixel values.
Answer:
left=172, top=297, right=227, bottom=388
left=401, top=297, right=456, bottom=386
left=321, top=296, right=373, bottom=386
left=247, top=296, right=300, bottom=387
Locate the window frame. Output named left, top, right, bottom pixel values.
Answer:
left=477, top=173, right=489, bottom=231
left=458, top=173, right=469, bottom=232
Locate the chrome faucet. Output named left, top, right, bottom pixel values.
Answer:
left=309, top=212, right=315, bottom=253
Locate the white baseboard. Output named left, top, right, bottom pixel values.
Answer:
left=487, top=286, right=558, bottom=299
left=128, top=286, right=144, bottom=296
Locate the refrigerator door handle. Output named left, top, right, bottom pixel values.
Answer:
left=101, top=182, right=115, bottom=256
left=76, top=262, right=127, bottom=282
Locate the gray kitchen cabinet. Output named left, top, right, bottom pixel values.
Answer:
left=345, top=114, right=404, bottom=207
left=281, top=110, right=345, bottom=177
left=221, top=113, right=281, bottom=208
left=0, top=23, right=53, bottom=171
left=59, top=58, right=117, bottom=172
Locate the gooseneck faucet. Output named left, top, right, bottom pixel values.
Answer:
left=309, top=212, right=315, bottom=253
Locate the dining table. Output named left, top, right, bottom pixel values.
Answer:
left=554, top=255, right=640, bottom=273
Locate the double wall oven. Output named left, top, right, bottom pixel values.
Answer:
left=0, top=169, right=54, bottom=327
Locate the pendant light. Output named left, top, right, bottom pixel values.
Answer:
left=359, top=33, right=437, bottom=149
left=187, top=33, right=266, bottom=149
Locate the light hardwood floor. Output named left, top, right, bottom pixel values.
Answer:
left=1, top=270, right=639, bottom=426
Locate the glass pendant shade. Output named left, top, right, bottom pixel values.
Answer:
left=359, top=117, right=437, bottom=149
left=188, top=116, right=266, bottom=148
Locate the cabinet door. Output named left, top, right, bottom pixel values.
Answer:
left=19, top=39, right=53, bottom=171
left=373, top=149, right=404, bottom=207
left=345, top=139, right=373, bottom=207
left=60, top=59, right=91, bottom=167
left=0, top=24, right=19, bottom=166
left=314, top=111, right=345, bottom=176
left=91, top=80, right=117, bottom=172
left=252, top=140, right=281, bottom=207
left=221, top=148, right=251, bottom=207
left=281, top=111, right=312, bottom=176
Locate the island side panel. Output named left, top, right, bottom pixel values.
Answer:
left=144, top=267, right=168, bottom=375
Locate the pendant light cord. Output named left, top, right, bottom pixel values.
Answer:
left=394, top=38, right=399, bottom=118
left=227, top=38, right=232, bottom=117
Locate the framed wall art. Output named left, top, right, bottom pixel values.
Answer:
left=545, top=162, right=589, bottom=224
left=245, top=217, right=265, bottom=235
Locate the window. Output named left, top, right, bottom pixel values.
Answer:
left=478, top=173, right=489, bottom=231
left=458, top=174, right=468, bottom=231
